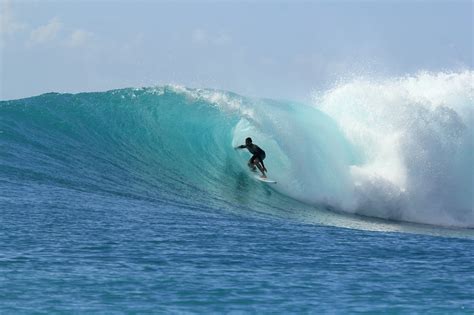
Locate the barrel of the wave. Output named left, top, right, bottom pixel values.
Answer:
left=232, top=97, right=357, bottom=210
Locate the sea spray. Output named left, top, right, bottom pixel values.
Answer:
left=312, top=71, right=473, bottom=227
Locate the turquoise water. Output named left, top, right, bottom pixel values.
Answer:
left=1, top=79, right=473, bottom=313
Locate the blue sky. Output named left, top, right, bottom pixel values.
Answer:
left=1, top=0, right=472, bottom=101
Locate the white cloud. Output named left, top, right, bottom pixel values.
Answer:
left=65, top=29, right=94, bottom=47
left=29, top=17, right=62, bottom=44
left=192, top=28, right=231, bottom=46
left=213, top=32, right=231, bottom=45
left=0, top=0, right=26, bottom=37
left=192, top=29, right=207, bottom=44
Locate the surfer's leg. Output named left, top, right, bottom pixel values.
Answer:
left=248, top=157, right=257, bottom=171
left=260, top=153, right=267, bottom=172
left=255, top=158, right=267, bottom=178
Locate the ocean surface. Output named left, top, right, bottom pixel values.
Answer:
left=1, top=71, right=473, bottom=313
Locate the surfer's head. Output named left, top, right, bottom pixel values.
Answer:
left=245, top=137, right=252, bottom=145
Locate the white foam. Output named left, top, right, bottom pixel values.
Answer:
left=166, top=84, right=256, bottom=120
left=313, top=71, right=474, bottom=227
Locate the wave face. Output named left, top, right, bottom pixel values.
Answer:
left=1, top=71, right=472, bottom=228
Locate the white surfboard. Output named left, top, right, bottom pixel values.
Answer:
left=254, top=175, right=277, bottom=184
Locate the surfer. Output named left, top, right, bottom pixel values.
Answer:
left=235, top=137, right=268, bottom=178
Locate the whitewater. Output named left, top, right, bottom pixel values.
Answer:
left=1, top=71, right=473, bottom=313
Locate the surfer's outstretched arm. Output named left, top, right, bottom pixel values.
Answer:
left=235, top=145, right=246, bottom=149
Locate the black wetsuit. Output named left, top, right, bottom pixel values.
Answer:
left=239, top=144, right=266, bottom=166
